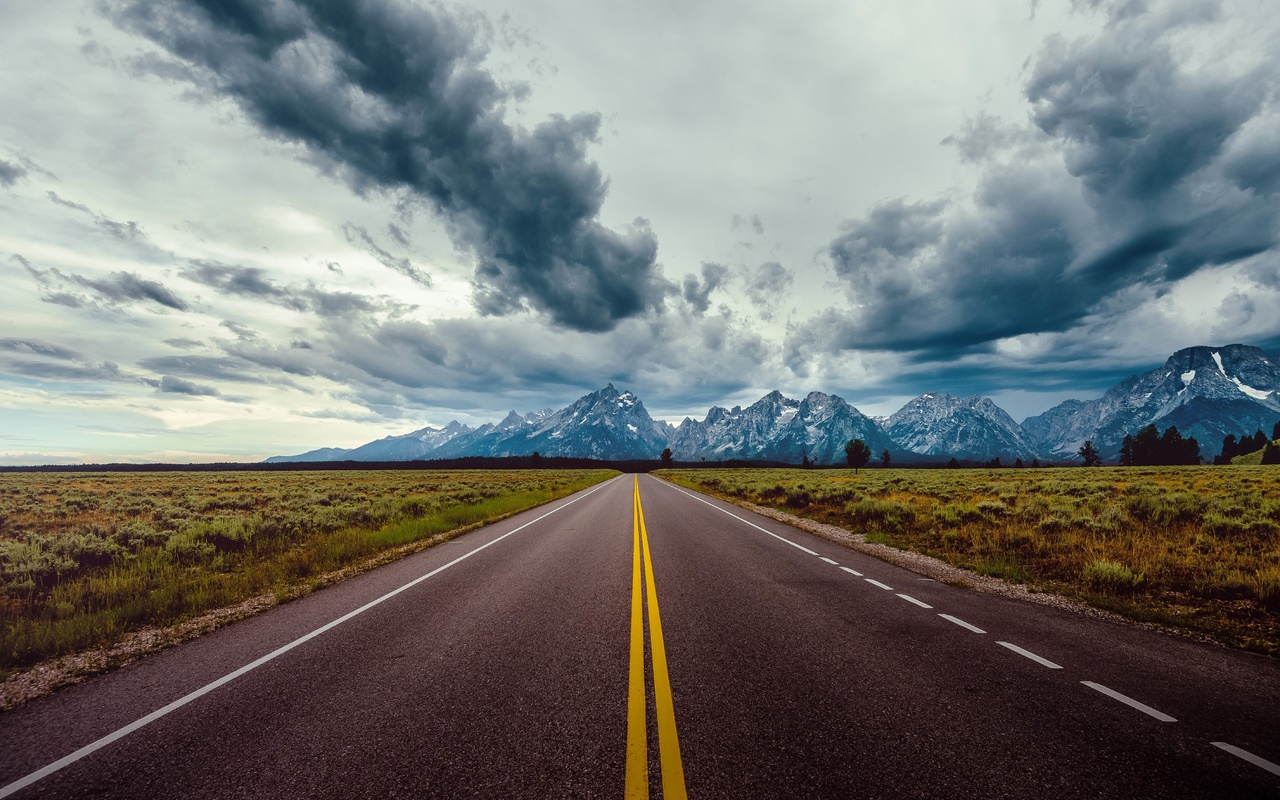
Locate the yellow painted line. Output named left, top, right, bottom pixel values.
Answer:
left=636, top=477, right=688, bottom=799
left=625, top=478, right=649, bottom=798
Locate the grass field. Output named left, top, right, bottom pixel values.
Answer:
left=658, top=466, right=1280, bottom=655
left=0, top=469, right=615, bottom=675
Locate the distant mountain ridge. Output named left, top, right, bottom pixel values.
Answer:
left=1024, top=344, right=1280, bottom=460
left=267, top=344, right=1280, bottom=465
left=886, top=393, right=1045, bottom=462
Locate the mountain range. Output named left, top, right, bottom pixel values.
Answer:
left=267, top=344, right=1280, bottom=465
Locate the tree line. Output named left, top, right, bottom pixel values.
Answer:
left=1214, top=421, right=1280, bottom=464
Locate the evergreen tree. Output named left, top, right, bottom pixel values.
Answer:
left=1217, top=434, right=1238, bottom=465
left=1031, top=459, right=1041, bottom=468
left=880, top=449, right=891, bottom=468
left=1262, top=442, right=1280, bottom=465
left=1273, top=421, right=1280, bottom=442
left=660, top=447, right=673, bottom=467
left=1014, top=458, right=1024, bottom=468
left=947, top=457, right=960, bottom=469
left=1078, top=440, right=1103, bottom=467
left=1120, top=435, right=1136, bottom=466
left=844, top=439, right=871, bottom=472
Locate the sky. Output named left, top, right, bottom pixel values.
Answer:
left=1, top=0, right=1278, bottom=464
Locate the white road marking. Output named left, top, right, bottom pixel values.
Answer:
left=1212, top=742, right=1280, bottom=776
left=938, top=614, right=985, bottom=634
left=665, top=484, right=820, bottom=555
left=997, top=641, right=1062, bottom=669
left=1080, top=682, right=1175, bottom=722
left=0, top=478, right=617, bottom=800
left=840, top=566, right=864, bottom=577
left=864, top=579, right=894, bottom=591
left=819, top=557, right=839, bottom=565
left=896, top=593, right=932, bottom=609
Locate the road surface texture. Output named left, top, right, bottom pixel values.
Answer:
left=2, top=473, right=1278, bottom=798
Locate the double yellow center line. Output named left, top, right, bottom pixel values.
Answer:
left=626, top=476, right=687, bottom=799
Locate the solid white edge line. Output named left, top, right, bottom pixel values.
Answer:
left=1080, top=681, right=1176, bottom=722
left=819, top=557, right=839, bottom=565
left=997, top=641, right=1063, bottom=669
left=1212, top=742, right=1280, bottom=776
left=840, top=566, right=864, bottom=577
left=896, top=593, right=932, bottom=609
left=0, top=477, right=618, bottom=800
left=864, top=579, right=894, bottom=591
left=938, top=614, right=985, bottom=634
left=664, top=483, right=820, bottom=555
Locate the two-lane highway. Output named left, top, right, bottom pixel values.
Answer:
left=2, top=473, right=1278, bottom=798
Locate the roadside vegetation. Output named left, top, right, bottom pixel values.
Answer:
left=0, top=469, right=614, bottom=676
left=658, top=466, right=1280, bottom=655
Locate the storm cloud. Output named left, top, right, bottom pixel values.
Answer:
left=21, top=255, right=188, bottom=311
left=807, top=2, right=1280, bottom=357
left=340, top=223, right=430, bottom=287
left=681, top=262, right=728, bottom=314
left=156, top=374, right=220, bottom=396
left=181, top=259, right=403, bottom=318
left=0, top=159, right=27, bottom=187
left=107, top=0, right=669, bottom=331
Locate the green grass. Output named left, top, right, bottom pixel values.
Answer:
left=0, top=470, right=615, bottom=674
left=656, top=466, right=1280, bottom=655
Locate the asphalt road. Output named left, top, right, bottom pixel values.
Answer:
left=2, top=473, right=1279, bottom=798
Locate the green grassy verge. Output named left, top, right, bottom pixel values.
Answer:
left=657, top=466, right=1280, bottom=655
left=0, top=470, right=615, bottom=675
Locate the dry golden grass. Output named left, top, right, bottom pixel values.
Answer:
left=658, top=466, right=1280, bottom=655
left=0, top=469, right=615, bottom=674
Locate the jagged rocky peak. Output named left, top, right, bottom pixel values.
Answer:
left=887, top=392, right=1042, bottom=461
left=494, top=411, right=526, bottom=430
left=1162, top=344, right=1278, bottom=404
left=1024, top=344, right=1280, bottom=460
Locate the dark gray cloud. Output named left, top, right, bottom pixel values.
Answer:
left=47, top=191, right=150, bottom=242
left=181, top=258, right=401, bottom=318
left=19, top=254, right=188, bottom=311
left=386, top=222, right=410, bottom=247
left=163, top=337, right=205, bottom=348
left=4, top=359, right=127, bottom=382
left=156, top=374, right=220, bottom=396
left=806, top=3, right=1280, bottom=358
left=0, top=338, right=81, bottom=360
left=107, top=0, right=669, bottom=331
left=340, top=223, right=430, bottom=287
left=747, top=261, right=792, bottom=299
left=0, top=159, right=27, bottom=187
left=137, top=354, right=265, bottom=383
left=182, top=259, right=304, bottom=309
left=82, top=271, right=189, bottom=310
left=745, top=261, right=793, bottom=317
left=681, top=261, right=728, bottom=314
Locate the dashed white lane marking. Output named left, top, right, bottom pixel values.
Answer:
left=819, top=557, right=839, bottom=565
left=1212, top=742, right=1280, bottom=776
left=0, top=478, right=618, bottom=800
left=938, top=614, right=986, bottom=634
left=1080, top=682, right=1176, bottom=722
left=997, top=641, right=1062, bottom=669
left=840, top=566, right=864, bottom=577
left=896, top=593, right=932, bottom=609
left=864, top=579, right=894, bottom=591
left=667, top=485, right=819, bottom=556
